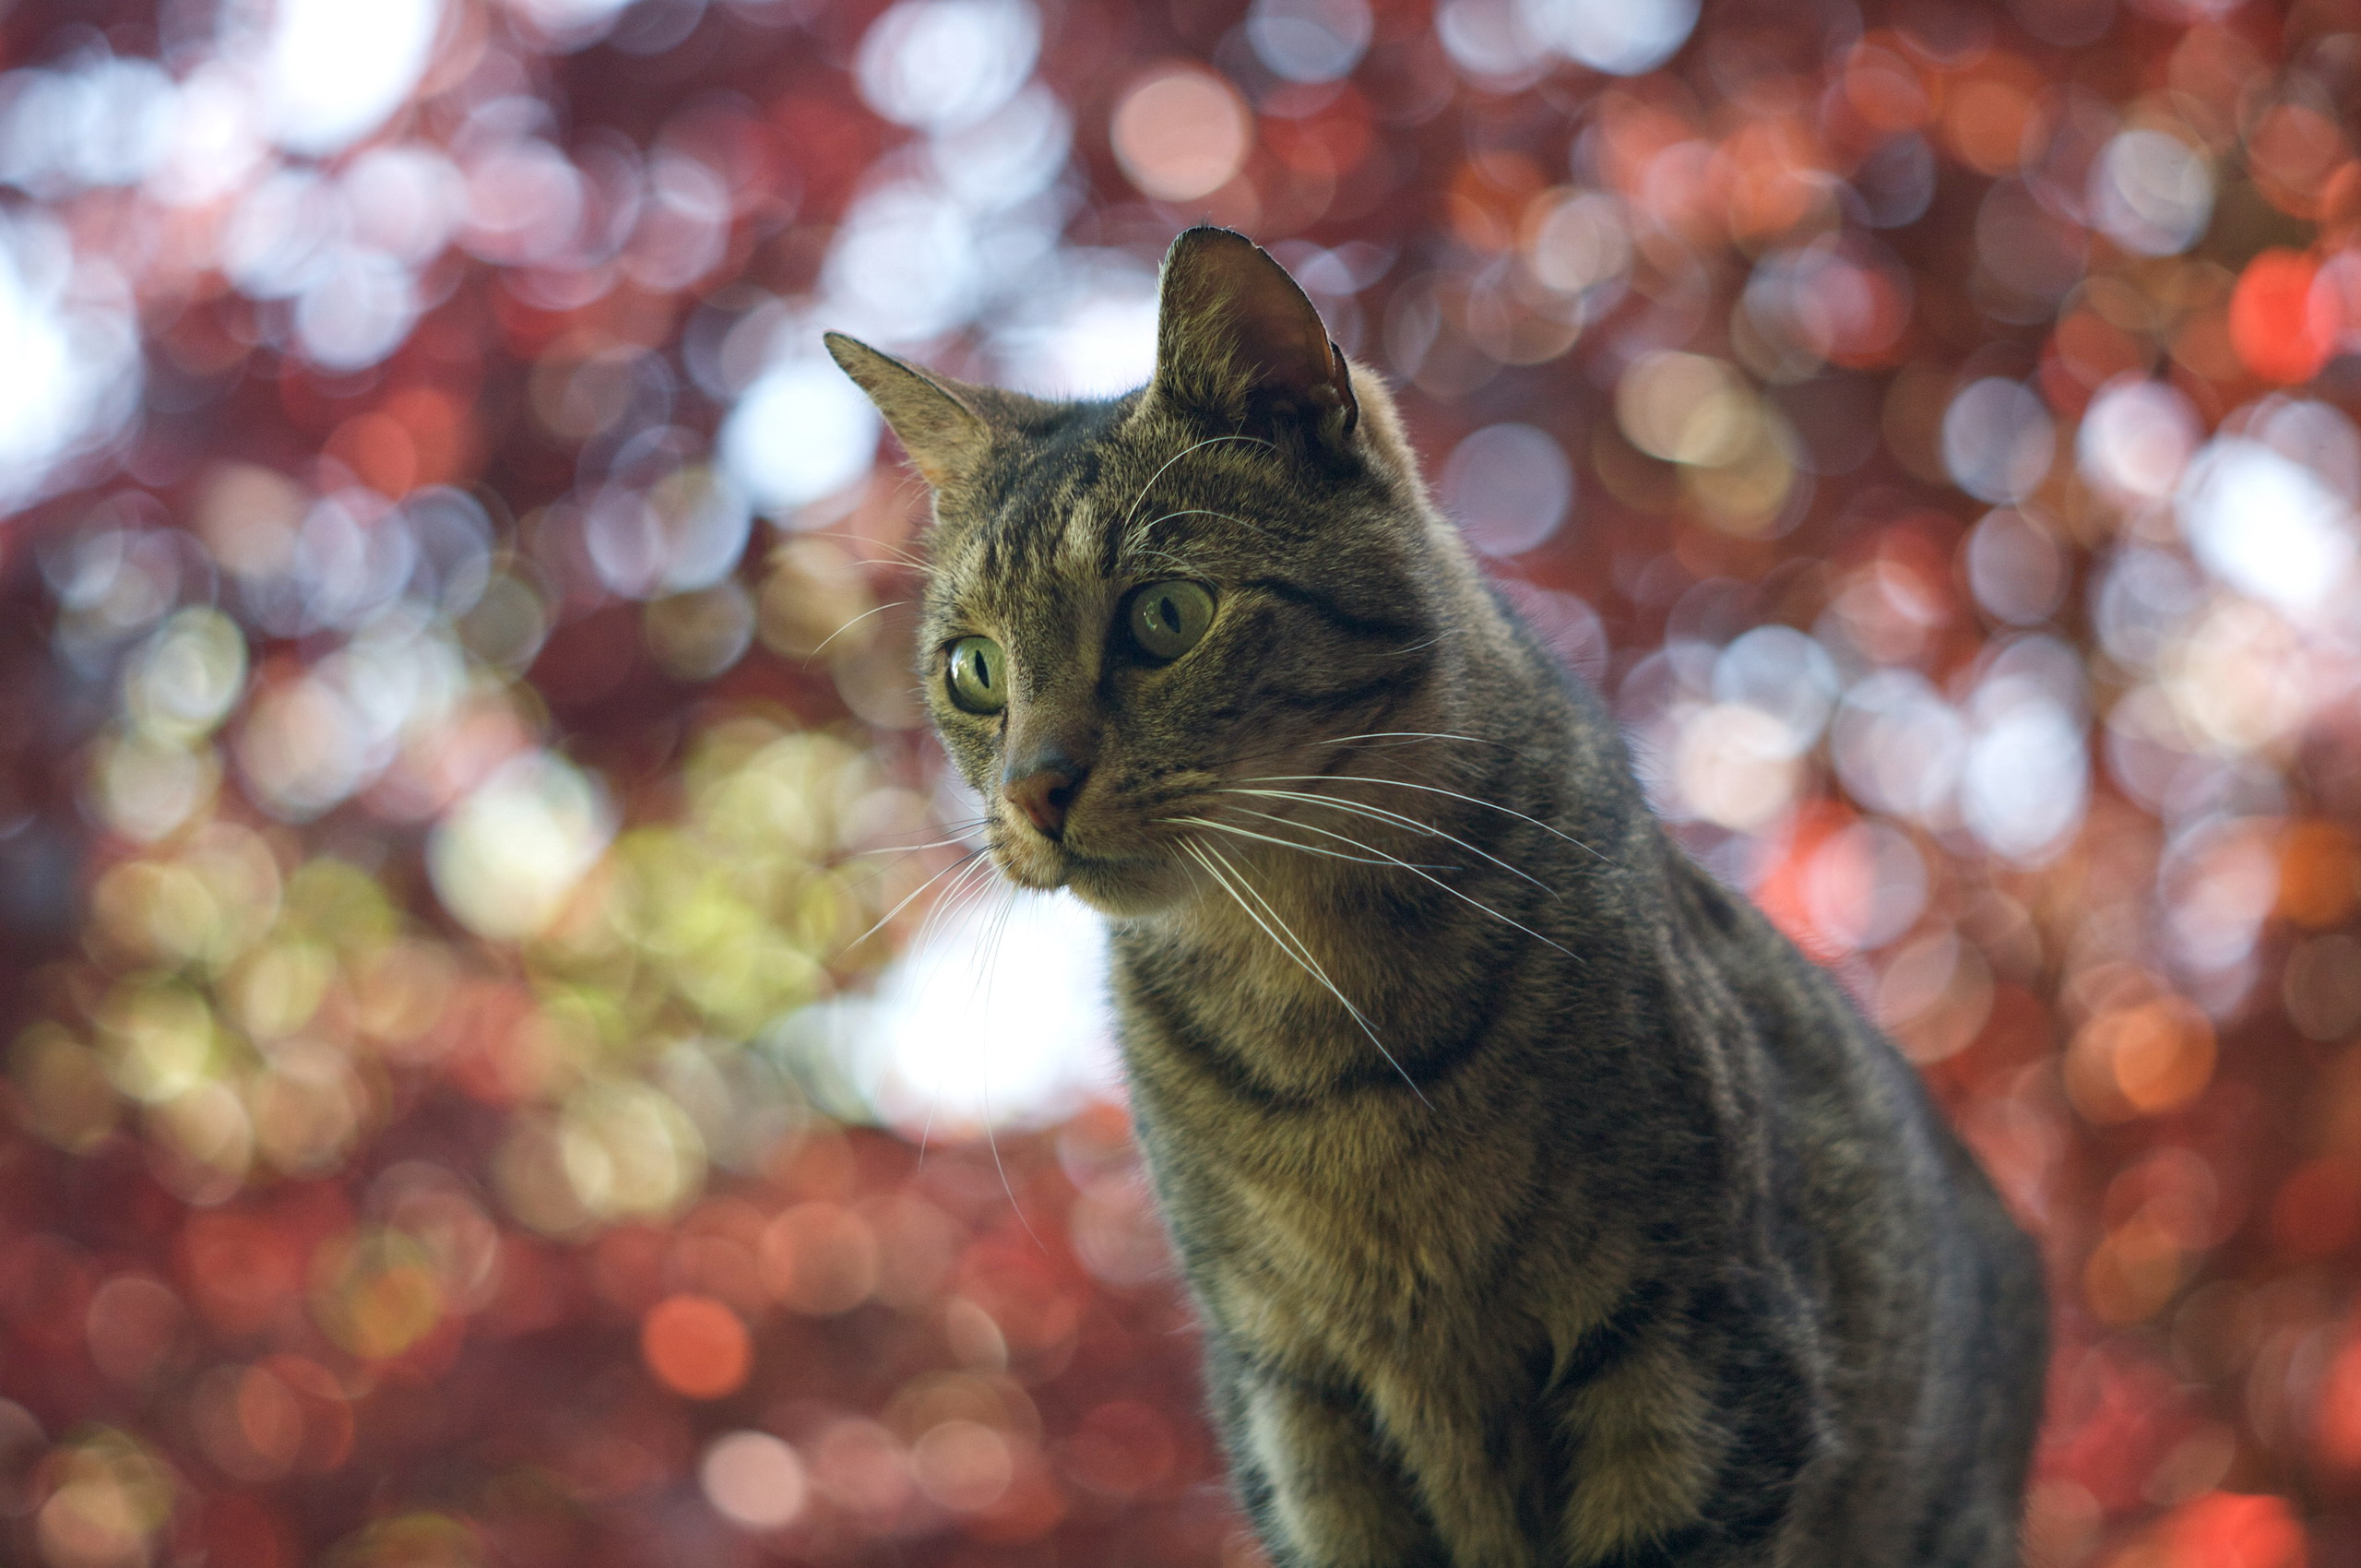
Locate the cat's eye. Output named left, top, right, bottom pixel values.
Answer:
left=944, top=636, right=1006, bottom=714
left=1126, top=580, right=1216, bottom=661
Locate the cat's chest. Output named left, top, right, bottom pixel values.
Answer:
left=1128, top=1057, right=1536, bottom=1358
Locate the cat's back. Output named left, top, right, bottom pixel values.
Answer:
left=1662, top=856, right=2049, bottom=1564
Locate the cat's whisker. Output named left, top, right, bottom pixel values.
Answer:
left=1118, top=434, right=1278, bottom=545
left=1204, top=807, right=1578, bottom=959
left=842, top=846, right=987, bottom=956
left=847, top=821, right=990, bottom=858
left=908, top=849, right=1003, bottom=960
left=1181, top=837, right=1430, bottom=1107
left=966, top=883, right=1052, bottom=1253
left=1128, top=545, right=1220, bottom=579
left=793, top=527, right=932, bottom=575
left=1247, top=774, right=1615, bottom=867
left=836, top=821, right=993, bottom=903
left=1162, top=814, right=1448, bottom=870
left=896, top=852, right=1008, bottom=1167
left=804, top=600, right=909, bottom=659
left=1222, top=787, right=1558, bottom=896
left=1128, top=505, right=1277, bottom=556
left=1320, top=731, right=1501, bottom=749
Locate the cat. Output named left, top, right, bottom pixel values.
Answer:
left=825, top=225, right=2048, bottom=1568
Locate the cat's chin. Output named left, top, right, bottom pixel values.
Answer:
left=1050, top=854, right=1194, bottom=919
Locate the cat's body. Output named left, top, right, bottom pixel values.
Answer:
left=828, top=227, right=2047, bottom=1567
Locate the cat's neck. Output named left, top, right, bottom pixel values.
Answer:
left=1112, top=601, right=1657, bottom=1100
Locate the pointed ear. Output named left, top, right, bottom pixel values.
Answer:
left=1149, top=225, right=1358, bottom=449
left=824, top=332, right=991, bottom=491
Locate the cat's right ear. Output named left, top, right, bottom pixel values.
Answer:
left=1147, top=225, right=1358, bottom=454
left=824, top=332, right=991, bottom=492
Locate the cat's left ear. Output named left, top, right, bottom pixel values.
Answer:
left=1148, top=225, right=1359, bottom=452
left=825, top=332, right=991, bottom=492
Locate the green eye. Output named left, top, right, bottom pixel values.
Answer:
left=945, top=636, right=1006, bottom=713
left=1127, top=580, right=1216, bottom=661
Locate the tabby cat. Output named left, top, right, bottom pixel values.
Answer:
left=826, top=226, right=2047, bottom=1568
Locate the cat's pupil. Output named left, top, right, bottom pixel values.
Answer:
left=971, top=652, right=991, bottom=687
left=1156, top=597, right=1180, bottom=632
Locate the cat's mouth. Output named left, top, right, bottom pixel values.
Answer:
left=996, top=830, right=1194, bottom=916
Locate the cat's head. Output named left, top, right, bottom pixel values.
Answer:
left=827, top=227, right=1481, bottom=917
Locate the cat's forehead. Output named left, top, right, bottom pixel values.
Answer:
left=926, top=403, right=1275, bottom=614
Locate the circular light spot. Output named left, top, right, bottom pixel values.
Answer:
left=2076, top=376, right=2200, bottom=504
left=2229, top=250, right=2336, bottom=386
left=1246, top=0, right=1372, bottom=83
left=1615, top=351, right=1752, bottom=467
left=294, top=249, right=418, bottom=372
left=1109, top=67, right=1252, bottom=202
left=642, top=1293, right=753, bottom=1399
left=910, top=1419, right=1014, bottom=1511
left=2176, top=437, right=2358, bottom=615
left=1672, top=703, right=1798, bottom=831
left=2089, top=129, right=2213, bottom=256
left=1964, top=508, right=2068, bottom=626
left=1941, top=378, right=2055, bottom=504
left=427, top=751, right=614, bottom=941
left=720, top=358, right=882, bottom=515
left=1439, top=422, right=1572, bottom=555
left=1799, top=819, right=1928, bottom=952
left=263, top=0, right=443, bottom=157
left=1517, top=0, right=1698, bottom=75
left=856, top=0, right=1040, bottom=131
left=702, top=1431, right=807, bottom=1529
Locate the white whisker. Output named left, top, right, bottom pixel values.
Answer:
left=1163, top=814, right=1445, bottom=869
left=806, top=600, right=908, bottom=658
left=1118, top=434, right=1277, bottom=549
left=1320, top=731, right=1500, bottom=748
left=1223, top=786, right=1558, bottom=895
left=1181, top=837, right=1429, bottom=1106
left=842, top=848, right=988, bottom=955
left=1197, top=808, right=1576, bottom=959
left=1248, top=774, right=1614, bottom=866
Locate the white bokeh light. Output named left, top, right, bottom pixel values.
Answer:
left=2078, top=376, right=2201, bottom=504
left=0, top=211, right=140, bottom=510
left=1440, top=423, right=1573, bottom=555
left=2089, top=130, right=2213, bottom=257
left=1942, top=378, right=2056, bottom=505
left=1833, top=671, right=1966, bottom=824
left=857, top=0, right=1041, bottom=131
left=294, top=249, right=420, bottom=371
left=702, top=1431, right=807, bottom=1531
left=821, top=184, right=982, bottom=343
left=2176, top=437, right=2359, bottom=616
left=428, top=751, right=616, bottom=941
left=1962, top=682, right=2088, bottom=862
left=821, top=891, right=1121, bottom=1134
left=263, top=0, right=445, bottom=157
left=720, top=357, right=883, bottom=516
left=1247, top=0, right=1375, bottom=83
left=0, top=56, right=180, bottom=194
left=1516, top=0, right=1699, bottom=75
left=929, top=85, right=1071, bottom=211
left=991, top=251, right=1159, bottom=396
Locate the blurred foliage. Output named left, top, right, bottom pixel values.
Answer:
left=1, top=0, right=2360, bottom=1564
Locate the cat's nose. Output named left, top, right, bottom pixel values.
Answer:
left=1003, top=757, right=1087, bottom=838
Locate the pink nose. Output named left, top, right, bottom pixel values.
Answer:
left=1003, top=764, right=1086, bottom=837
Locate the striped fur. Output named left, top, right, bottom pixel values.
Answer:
left=826, top=227, right=2047, bottom=1567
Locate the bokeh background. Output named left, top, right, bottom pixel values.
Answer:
left=0, top=0, right=2358, bottom=1562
